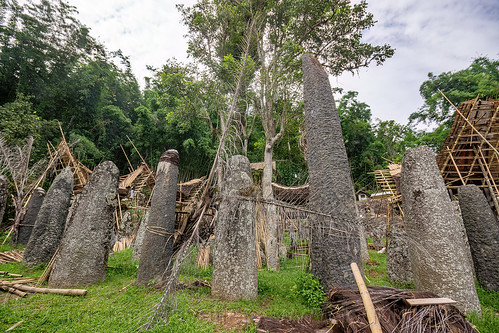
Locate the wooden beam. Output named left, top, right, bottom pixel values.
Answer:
left=405, top=297, right=457, bottom=306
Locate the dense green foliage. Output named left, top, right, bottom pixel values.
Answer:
left=410, top=57, right=499, bottom=127
left=0, top=0, right=496, bottom=192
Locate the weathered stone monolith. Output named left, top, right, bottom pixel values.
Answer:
left=132, top=211, right=149, bottom=261
left=23, top=167, right=73, bottom=267
left=136, top=150, right=179, bottom=286
left=16, top=187, right=45, bottom=246
left=0, top=175, right=8, bottom=225
left=401, top=146, right=480, bottom=313
left=212, top=155, right=257, bottom=300
left=117, top=210, right=134, bottom=240
left=386, top=221, right=413, bottom=285
left=48, top=161, right=119, bottom=287
left=458, top=184, right=499, bottom=291
left=302, top=54, right=362, bottom=290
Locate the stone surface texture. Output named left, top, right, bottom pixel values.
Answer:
left=49, top=161, right=119, bottom=287
left=212, top=155, right=257, bottom=300
left=386, top=221, right=413, bottom=285
left=401, top=146, right=480, bottom=313
left=136, top=150, right=179, bottom=286
left=458, top=184, right=499, bottom=291
left=17, top=187, right=45, bottom=245
left=23, top=167, right=73, bottom=267
left=302, top=54, right=362, bottom=290
left=132, top=211, right=149, bottom=261
left=117, top=210, right=134, bottom=241
left=0, top=175, right=7, bottom=225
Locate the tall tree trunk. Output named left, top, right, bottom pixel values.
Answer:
left=263, top=140, right=279, bottom=270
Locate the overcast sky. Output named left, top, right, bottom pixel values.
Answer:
left=70, top=0, right=499, bottom=126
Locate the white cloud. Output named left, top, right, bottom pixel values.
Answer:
left=67, top=0, right=499, bottom=126
left=335, top=0, right=499, bottom=125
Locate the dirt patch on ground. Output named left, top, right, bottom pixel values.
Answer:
left=199, top=311, right=251, bottom=332
left=254, top=316, right=332, bottom=333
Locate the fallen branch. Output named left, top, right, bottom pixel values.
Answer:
left=12, top=284, right=87, bottom=296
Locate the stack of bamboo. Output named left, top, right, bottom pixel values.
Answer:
left=0, top=272, right=87, bottom=297
left=0, top=250, right=23, bottom=263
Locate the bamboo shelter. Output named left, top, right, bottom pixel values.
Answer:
left=436, top=98, right=499, bottom=212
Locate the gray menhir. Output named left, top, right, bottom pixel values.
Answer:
left=48, top=161, right=119, bottom=288
left=0, top=175, right=8, bottom=225
left=23, top=167, right=73, bottom=267
left=212, top=155, right=257, bottom=301
left=386, top=220, right=413, bottom=285
left=136, top=150, right=179, bottom=286
left=16, top=187, right=45, bottom=246
left=458, top=184, right=499, bottom=291
left=132, top=211, right=149, bottom=261
left=401, top=146, right=480, bottom=313
left=302, top=54, right=362, bottom=290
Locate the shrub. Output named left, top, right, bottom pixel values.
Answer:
left=293, top=273, right=325, bottom=309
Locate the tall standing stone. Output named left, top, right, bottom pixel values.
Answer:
left=132, top=211, right=149, bottom=261
left=49, top=161, right=119, bottom=287
left=302, top=54, right=362, bottom=290
left=212, top=155, right=257, bottom=300
left=0, top=175, right=8, bottom=225
left=23, top=167, right=73, bottom=267
left=16, top=187, right=45, bottom=246
left=458, top=184, right=499, bottom=291
left=137, top=150, right=179, bottom=286
left=386, top=221, right=413, bottom=285
left=401, top=146, right=480, bottom=313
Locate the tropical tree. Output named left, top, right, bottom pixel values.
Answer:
left=410, top=57, right=499, bottom=127
left=180, top=0, right=394, bottom=270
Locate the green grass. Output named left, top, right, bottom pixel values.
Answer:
left=0, top=239, right=498, bottom=332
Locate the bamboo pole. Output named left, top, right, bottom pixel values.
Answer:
left=478, top=148, right=499, bottom=195
left=12, top=284, right=87, bottom=296
left=350, top=262, right=382, bottom=333
left=126, top=135, right=148, bottom=167
left=0, top=285, right=27, bottom=297
left=37, top=246, right=59, bottom=286
left=476, top=152, right=499, bottom=214
left=1, top=226, right=14, bottom=245
left=120, top=144, right=135, bottom=173
left=447, top=146, right=465, bottom=185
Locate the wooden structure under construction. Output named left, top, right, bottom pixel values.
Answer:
left=371, top=164, right=403, bottom=217
left=436, top=98, right=499, bottom=210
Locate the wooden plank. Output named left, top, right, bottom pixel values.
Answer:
left=405, top=297, right=457, bottom=306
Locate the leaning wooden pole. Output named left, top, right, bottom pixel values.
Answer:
left=350, top=262, right=382, bottom=333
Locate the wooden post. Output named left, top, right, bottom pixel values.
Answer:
left=350, top=262, right=382, bottom=333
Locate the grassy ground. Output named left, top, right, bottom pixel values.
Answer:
left=0, top=239, right=498, bottom=332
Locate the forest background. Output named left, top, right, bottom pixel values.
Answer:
left=0, top=0, right=498, bottom=199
